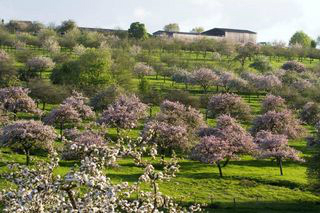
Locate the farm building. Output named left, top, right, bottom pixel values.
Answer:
left=153, top=28, right=257, bottom=43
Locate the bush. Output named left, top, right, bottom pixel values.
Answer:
left=250, top=56, right=272, bottom=73
left=164, top=90, right=200, bottom=108
left=90, top=85, right=124, bottom=111
left=207, top=93, right=252, bottom=121
left=282, top=61, right=306, bottom=73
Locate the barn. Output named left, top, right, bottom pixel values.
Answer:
left=153, top=27, right=257, bottom=44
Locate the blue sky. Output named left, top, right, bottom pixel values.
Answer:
left=0, top=0, right=319, bottom=43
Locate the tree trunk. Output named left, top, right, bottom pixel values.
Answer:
left=25, top=148, right=30, bottom=166
left=66, top=189, right=77, bottom=209
left=60, top=122, right=64, bottom=141
left=222, top=158, right=230, bottom=167
left=279, top=158, right=283, bottom=176
left=217, top=162, right=223, bottom=177
left=42, top=102, right=46, bottom=111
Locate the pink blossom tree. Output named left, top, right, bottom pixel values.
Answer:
left=300, top=102, right=320, bottom=125
left=191, top=68, right=219, bottom=93
left=0, top=120, right=57, bottom=165
left=0, top=87, right=42, bottom=120
left=195, top=115, right=254, bottom=175
left=192, top=136, right=231, bottom=177
left=143, top=100, right=205, bottom=153
left=26, top=56, right=55, bottom=79
left=62, top=128, right=106, bottom=160
left=44, top=104, right=81, bottom=141
left=62, top=91, right=95, bottom=120
left=261, top=94, right=287, bottom=113
left=251, top=110, right=305, bottom=139
left=207, top=93, right=252, bottom=121
left=98, top=95, right=147, bottom=133
left=254, top=130, right=304, bottom=175
left=133, top=63, right=154, bottom=80
left=282, top=61, right=306, bottom=73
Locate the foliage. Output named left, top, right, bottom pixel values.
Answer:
left=51, top=48, right=112, bottom=94
left=289, top=31, right=312, bottom=48
left=164, top=23, right=180, bottom=32
left=251, top=110, right=305, bottom=139
left=191, top=27, right=204, bottom=33
left=207, top=93, right=252, bottom=121
left=249, top=55, right=272, bottom=73
left=128, top=22, right=148, bottom=40
left=0, top=49, right=19, bottom=87
left=90, top=85, right=124, bottom=111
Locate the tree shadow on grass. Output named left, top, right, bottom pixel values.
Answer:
left=106, top=173, right=141, bottom=182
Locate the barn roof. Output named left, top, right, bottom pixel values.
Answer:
left=202, top=28, right=257, bottom=35
left=153, top=30, right=200, bottom=36
left=79, top=27, right=127, bottom=33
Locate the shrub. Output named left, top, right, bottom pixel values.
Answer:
left=90, top=85, right=124, bottom=111
left=282, top=61, right=306, bottom=73
left=250, top=56, right=272, bottom=73
left=207, top=93, right=251, bottom=121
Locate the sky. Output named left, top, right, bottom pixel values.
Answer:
left=0, top=0, right=319, bottom=43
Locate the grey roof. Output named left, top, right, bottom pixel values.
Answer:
left=79, top=27, right=127, bottom=33
left=202, top=28, right=257, bottom=35
left=153, top=30, right=200, bottom=36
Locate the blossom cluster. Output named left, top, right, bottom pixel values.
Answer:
left=207, top=93, right=251, bottom=121
left=98, top=95, right=147, bottom=129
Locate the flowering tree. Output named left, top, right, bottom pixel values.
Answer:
left=0, top=135, right=201, bottom=212
left=98, top=95, right=147, bottom=133
left=207, top=93, right=252, bottom=121
left=26, top=56, right=55, bottom=79
left=90, top=85, right=124, bottom=111
left=0, top=87, right=42, bottom=120
left=133, top=63, right=154, bottom=79
left=42, top=37, right=61, bottom=54
left=256, top=74, right=282, bottom=92
left=62, top=128, right=106, bottom=160
left=172, top=68, right=192, bottom=90
left=282, top=61, right=306, bottom=73
left=195, top=115, right=254, bottom=176
left=300, top=102, right=320, bottom=125
left=251, top=110, right=305, bottom=139
left=0, top=120, right=57, bottom=165
left=143, top=100, right=205, bottom=153
left=192, top=136, right=231, bottom=177
left=261, top=94, right=287, bottom=113
left=191, top=68, right=218, bottom=93
left=62, top=91, right=95, bottom=120
left=44, top=104, right=81, bottom=141
left=254, top=130, right=304, bottom=175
